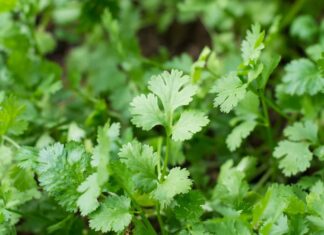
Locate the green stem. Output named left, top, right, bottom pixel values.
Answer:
left=264, top=96, right=289, bottom=119
left=162, top=129, right=171, bottom=180
left=259, top=90, right=274, bottom=149
left=280, top=0, right=306, bottom=30
left=157, top=204, right=166, bottom=235
left=253, top=168, right=273, bottom=191
left=157, top=137, right=163, bottom=180
left=115, top=177, right=157, bottom=235
left=3, top=135, right=20, bottom=149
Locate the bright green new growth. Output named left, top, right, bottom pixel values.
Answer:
left=130, top=69, right=209, bottom=141
left=212, top=74, right=247, bottom=113
left=241, top=23, right=265, bottom=65
left=226, top=92, right=260, bottom=151
left=213, top=24, right=265, bottom=114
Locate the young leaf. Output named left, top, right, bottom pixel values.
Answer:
left=152, top=167, right=192, bottom=207
left=148, top=70, right=197, bottom=113
left=226, top=121, right=257, bottom=152
left=77, top=173, right=101, bottom=216
left=118, top=141, right=158, bottom=192
left=241, top=24, right=265, bottom=65
left=212, top=73, right=247, bottom=113
left=91, top=122, right=120, bottom=185
left=89, top=195, right=132, bottom=233
left=172, top=110, right=209, bottom=141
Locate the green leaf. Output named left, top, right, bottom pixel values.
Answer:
left=37, top=142, right=92, bottom=212
left=130, top=94, right=163, bottom=131
left=91, top=122, right=120, bottom=185
left=212, top=73, right=247, bottom=113
left=152, top=167, right=192, bottom=207
left=282, top=59, right=324, bottom=95
left=273, top=141, right=312, bottom=176
left=118, top=141, right=158, bottom=192
left=226, top=121, right=257, bottom=152
left=226, top=91, right=259, bottom=151
left=148, top=69, right=197, bottom=113
left=212, top=160, right=249, bottom=209
left=173, top=191, right=205, bottom=222
left=130, top=70, right=201, bottom=133
left=77, top=173, right=101, bottom=216
left=252, top=185, right=293, bottom=231
left=284, top=120, right=318, bottom=144
left=205, top=218, right=251, bottom=235
left=241, top=24, right=265, bottom=65
left=172, top=110, right=209, bottom=141
left=306, top=181, right=324, bottom=230
left=290, top=15, right=318, bottom=42
left=89, top=195, right=132, bottom=233
left=0, top=95, right=28, bottom=136
left=314, top=146, right=324, bottom=160
left=16, top=146, right=38, bottom=170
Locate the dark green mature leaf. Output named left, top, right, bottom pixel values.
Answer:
left=37, top=143, right=92, bottom=212
left=119, top=140, right=158, bottom=192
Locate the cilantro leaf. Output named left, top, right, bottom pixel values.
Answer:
left=130, top=94, right=163, bottom=131
left=226, top=121, right=257, bottom=152
left=0, top=95, right=28, bottom=136
left=152, top=167, right=192, bottom=207
left=273, top=141, right=312, bottom=176
left=284, top=120, right=318, bottom=144
left=91, top=122, right=120, bottom=185
left=172, top=110, right=209, bottom=141
left=241, top=24, right=265, bottom=65
left=37, top=142, right=92, bottom=212
left=148, top=70, right=197, bottom=113
left=212, top=74, right=247, bottom=113
left=77, top=173, right=101, bottom=216
left=173, top=191, right=205, bottom=222
left=282, top=59, right=324, bottom=96
left=226, top=91, right=259, bottom=151
left=118, top=141, right=158, bottom=192
left=89, top=195, right=132, bottom=233
left=205, top=218, right=251, bottom=235
left=273, top=120, right=318, bottom=176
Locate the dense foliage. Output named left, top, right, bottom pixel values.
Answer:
left=0, top=0, right=324, bottom=234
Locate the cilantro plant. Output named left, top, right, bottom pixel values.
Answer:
left=0, top=0, right=324, bottom=234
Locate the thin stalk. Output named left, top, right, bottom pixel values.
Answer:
left=156, top=204, right=166, bottom=235
left=3, top=135, right=20, bottom=149
left=280, top=0, right=306, bottom=30
left=162, top=129, right=171, bottom=180
left=253, top=168, right=273, bottom=191
left=259, top=91, right=274, bottom=149
left=157, top=137, right=163, bottom=180
left=264, top=96, right=290, bottom=119
left=115, top=177, right=157, bottom=235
